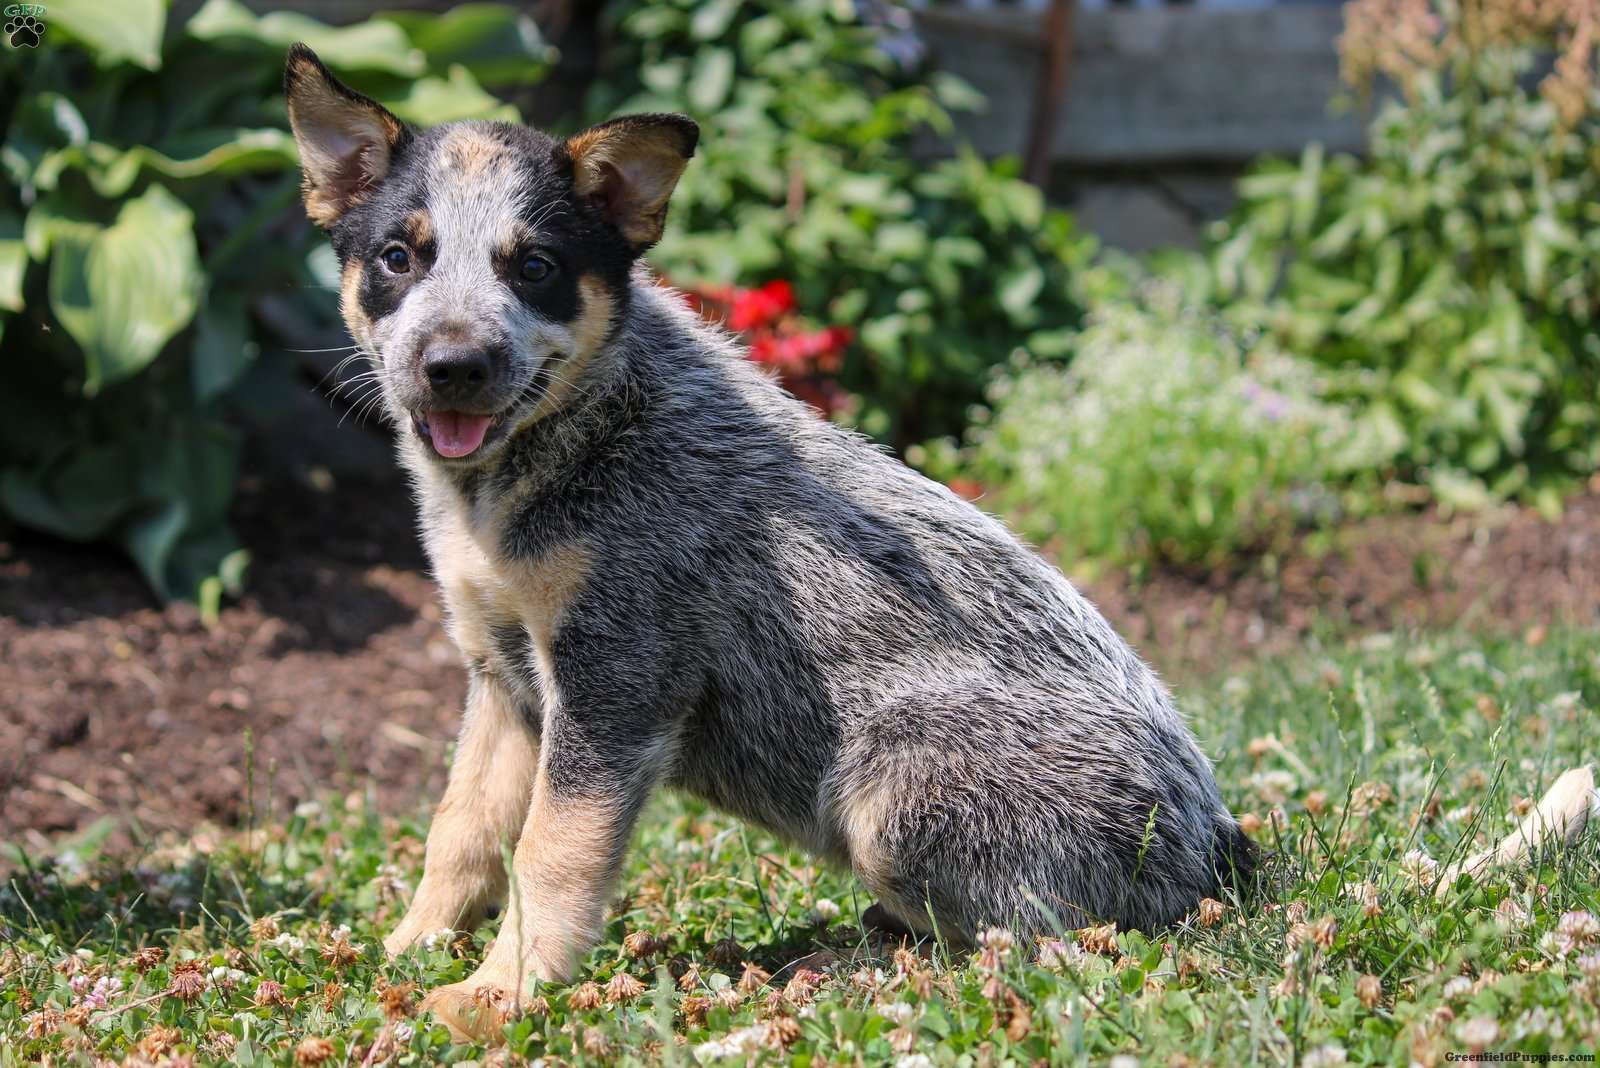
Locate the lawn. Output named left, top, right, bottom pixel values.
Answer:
left=2, top=628, right=1597, bottom=1066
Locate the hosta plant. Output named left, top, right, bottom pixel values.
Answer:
left=0, top=0, right=552, bottom=600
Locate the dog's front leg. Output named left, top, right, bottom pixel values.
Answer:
left=419, top=715, right=664, bottom=1042
left=384, top=672, right=539, bottom=957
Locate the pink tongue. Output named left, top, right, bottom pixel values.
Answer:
left=428, top=411, right=493, bottom=458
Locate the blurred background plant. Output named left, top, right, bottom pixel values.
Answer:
left=920, top=283, right=1372, bottom=571
left=0, top=0, right=553, bottom=603
left=586, top=0, right=1093, bottom=448
left=3, top=0, right=1598, bottom=602
left=1192, top=0, right=1600, bottom=513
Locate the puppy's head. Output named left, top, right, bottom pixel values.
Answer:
left=284, top=44, right=697, bottom=465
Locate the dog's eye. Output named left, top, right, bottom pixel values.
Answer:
left=520, top=254, right=555, bottom=283
left=381, top=246, right=411, bottom=274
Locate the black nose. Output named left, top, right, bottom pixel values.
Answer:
left=421, top=341, right=494, bottom=402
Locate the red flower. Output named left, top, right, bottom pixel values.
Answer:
left=729, top=280, right=796, bottom=332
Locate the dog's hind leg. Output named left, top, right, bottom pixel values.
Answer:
left=383, top=672, right=540, bottom=957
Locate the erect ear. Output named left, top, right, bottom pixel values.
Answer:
left=284, top=43, right=410, bottom=228
left=565, top=114, right=699, bottom=253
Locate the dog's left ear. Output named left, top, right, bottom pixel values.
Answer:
left=284, top=43, right=410, bottom=228
left=566, top=114, right=699, bottom=254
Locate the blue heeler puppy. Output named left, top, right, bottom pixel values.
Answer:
left=284, top=43, right=1254, bottom=1040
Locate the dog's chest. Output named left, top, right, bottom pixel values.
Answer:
left=422, top=500, right=591, bottom=710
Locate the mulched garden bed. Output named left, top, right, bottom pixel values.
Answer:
left=4, top=468, right=1598, bottom=850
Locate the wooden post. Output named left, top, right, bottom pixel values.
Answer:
left=1024, top=0, right=1074, bottom=187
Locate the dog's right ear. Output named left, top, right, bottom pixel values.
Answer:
left=284, top=43, right=410, bottom=228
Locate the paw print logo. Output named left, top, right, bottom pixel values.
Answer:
left=5, top=13, right=43, bottom=48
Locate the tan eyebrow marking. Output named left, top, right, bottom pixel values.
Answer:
left=403, top=210, right=433, bottom=248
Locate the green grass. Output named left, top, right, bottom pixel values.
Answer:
left=3, top=628, right=1599, bottom=1065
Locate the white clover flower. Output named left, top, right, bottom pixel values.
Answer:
left=1512, top=1006, right=1564, bottom=1040
left=1400, top=850, right=1439, bottom=884
left=877, top=1001, right=916, bottom=1025
left=421, top=927, right=455, bottom=951
left=1037, top=938, right=1087, bottom=969
left=812, top=898, right=840, bottom=921
left=1442, top=976, right=1472, bottom=1000
left=1457, top=1015, right=1500, bottom=1049
left=1557, top=910, right=1600, bottom=944
left=895, top=1056, right=935, bottom=1068
left=1302, top=1044, right=1347, bottom=1068
left=693, top=1024, right=771, bottom=1062
left=270, top=932, right=307, bottom=954
left=79, top=975, right=122, bottom=1010
left=977, top=927, right=1016, bottom=954
left=1251, top=770, right=1298, bottom=804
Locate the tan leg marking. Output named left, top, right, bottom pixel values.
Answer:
left=421, top=784, right=625, bottom=1043
left=383, top=676, right=539, bottom=958
left=387, top=513, right=540, bottom=958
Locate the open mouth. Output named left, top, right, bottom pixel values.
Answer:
left=411, top=381, right=547, bottom=460
left=414, top=411, right=495, bottom=459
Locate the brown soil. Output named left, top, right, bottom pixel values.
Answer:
left=4, top=475, right=1598, bottom=850
left=1082, top=495, right=1600, bottom=678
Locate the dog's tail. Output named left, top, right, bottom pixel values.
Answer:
left=1434, top=764, right=1597, bottom=898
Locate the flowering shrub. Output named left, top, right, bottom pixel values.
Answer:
left=926, top=288, right=1369, bottom=568
left=680, top=279, right=855, bottom=418
left=1201, top=0, right=1600, bottom=511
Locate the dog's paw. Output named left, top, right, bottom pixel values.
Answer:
left=420, top=981, right=512, bottom=1045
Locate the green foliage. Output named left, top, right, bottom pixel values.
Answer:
left=0, top=1, right=552, bottom=599
left=588, top=0, right=1094, bottom=447
left=930, top=288, right=1369, bottom=569
left=1200, top=33, right=1600, bottom=513
left=5, top=627, right=1599, bottom=1063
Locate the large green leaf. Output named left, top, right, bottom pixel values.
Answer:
left=187, top=0, right=424, bottom=76
left=190, top=293, right=255, bottom=402
left=1, top=92, right=90, bottom=193
left=49, top=186, right=202, bottom=394
left=84, top=128, right=299, bottom=197
left=0, top=440, right=139, bottom=541
left=380, top=4, right=555, bottom=87
left=385, top=66, right=519, bottom=126
left=0, top=212, right=25, bottom=312
left=47, top=0, right=166, bottom=70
